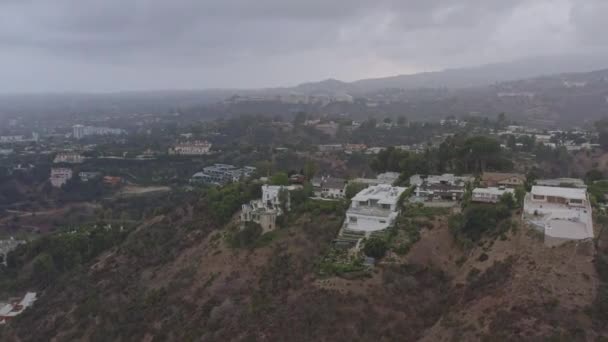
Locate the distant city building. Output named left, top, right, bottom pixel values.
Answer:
left=191, top=164, right=255, bottom=185
left=168, top=141, right=212, bottom=156
left=333, top=93, right=354, bottom=103
left=472, top=187, right=515, bottom=203
left=53, top=152, right=85, bottom=164
left=73, top=125, right=126, bottom=139
left=103, top=176, right=123, bottom=186
left=73, top=124, right=85, bottom=139
left=50, top=168, right=73, bottom=187
left=78, top=172, right=101, bottom=182
left=344, top=144, right=367, bottom=154
left=0, top=135, right=24, bottom=143
left=345, top=185, right=407, bottom=233
left=365, top=147, right=387, bottom=155
left=317, top=144, right=343, bottom=153
left=314, top=122, right=339, bottom=137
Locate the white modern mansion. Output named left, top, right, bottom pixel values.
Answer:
left=345, top=185, right=407, bottom=233
left=523, top=185, right=593, bottom=246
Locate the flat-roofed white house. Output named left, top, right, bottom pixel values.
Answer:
left=523, top=186, right=593, bottom=246
left=472, top=187, right=515, bottom=203
left=345, top=185, right=407, bottom=233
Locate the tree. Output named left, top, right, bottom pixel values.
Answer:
left=230, top=222, right=262, bottom=248
left=293, top=111, right=307, bottom=126
left=32, top=252, right=57, bottom=286
left=345, top=182, right=367, bottom=199
left=596, top=120, right=608, bottom=150
left=460, top=136, right=502, bottom=173
left=499, top=192, right=516, bottom=210
left=450, top=204, right=511, bottom=243
left=255, top=161, right=273, bottom=178
left=270, top=172, right=289, bottom=186
left=397, top=116, right=407, bottom=126
left=514, top=186, right=526, bottom=208
left=363, top=237, right=388, bottom=259
left=586, top=169, right=604, bottom=184
left=303, top=160, right=318, bottom=181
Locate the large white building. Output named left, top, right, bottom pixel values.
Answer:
left=523, top=186, right=593, bottom=246
left=73, top=125, right=126, bottom=139
left=53, top=153, right=85, bottom=164
left=168, top=141, right=212, bottom=155
left=73, top=125, right=85, bottom=139
left=345, top=185, right=407, bottom=233
left=50, top=168, right=73, bottom=188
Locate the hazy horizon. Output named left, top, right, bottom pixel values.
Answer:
left=1, top=0, right=608, bottom=93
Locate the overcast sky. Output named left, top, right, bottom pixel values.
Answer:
left=0, top=0, right=606, bottom=93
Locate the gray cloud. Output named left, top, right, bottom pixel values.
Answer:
left=0, top=0, right=605, bottom=92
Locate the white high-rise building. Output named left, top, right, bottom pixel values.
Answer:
left=73, top=125, right=85, bottom=139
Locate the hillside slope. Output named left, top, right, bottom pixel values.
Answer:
left=0, top=197, right=606, bottom=341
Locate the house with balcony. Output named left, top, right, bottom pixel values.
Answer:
left=410, top=173, right=473, bottom=202
left=311, top=176, right=346, bottom=198
left=345, top=185, right=407, bottom=233
left=523, top=186, right=593, bottom=246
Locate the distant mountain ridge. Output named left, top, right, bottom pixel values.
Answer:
left=287, top=54, right=608, bottom=95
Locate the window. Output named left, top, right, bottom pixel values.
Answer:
left=379, top=220, right=386, bottom=223
left=349, top=217, right=357, bottom=223
left=569, top=199, right=583, bottom=204
left=381, top=204, right=390, bottom=209
left=533, top=195, right=545, bottom=200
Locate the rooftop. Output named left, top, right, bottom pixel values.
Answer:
left=351, top=185, right=407, bottom=205
left=473, top=187, right=515, bottom=196
left=531, top=186, right=587, bottom=200
left=536, top=178, right=587, bottom=189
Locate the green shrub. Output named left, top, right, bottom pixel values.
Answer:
left=229, top=222, right=263, bottom=249
left=449, top=204, right=511, bottom=243
left=363, top=237, right=388, bottom=259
